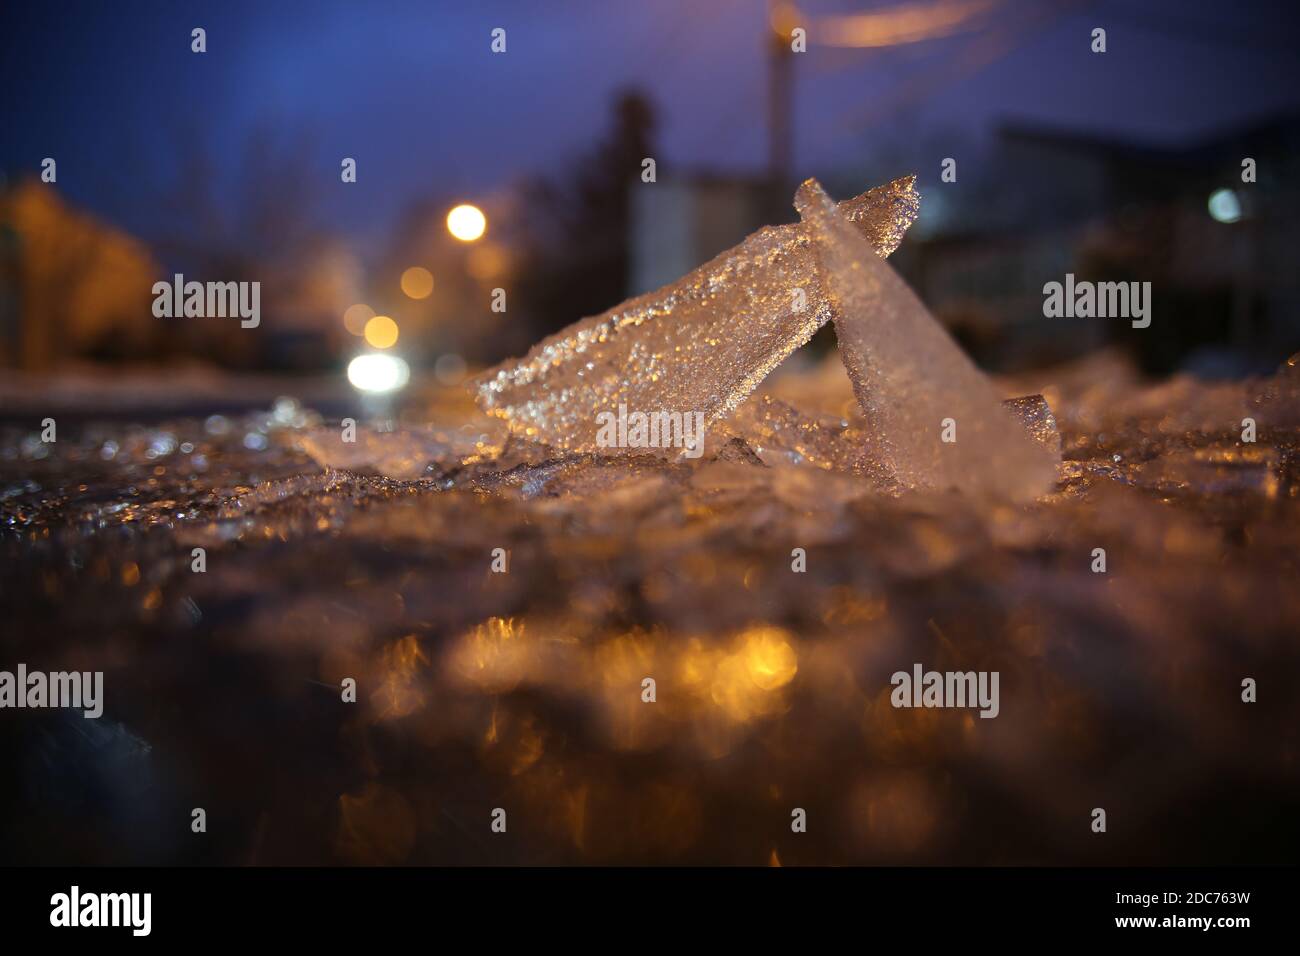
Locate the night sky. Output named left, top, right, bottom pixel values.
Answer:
left=3, top=0, right=1298, bottom=246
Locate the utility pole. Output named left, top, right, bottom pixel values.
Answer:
left=768, top=1, right=795, bottom=194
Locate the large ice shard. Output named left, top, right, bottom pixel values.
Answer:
left=794, top=179, right=1058, bottom=500
left=472, top=177, right=920, bottom=452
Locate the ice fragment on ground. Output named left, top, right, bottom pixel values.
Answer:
left=472, top=177, right=920, bottom=454
left=794, top=178, right=1058, bottom=500
left=725, top=392, right=1060, bottom=482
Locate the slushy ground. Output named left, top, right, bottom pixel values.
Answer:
left=2, top=350, right=1298, bottom=864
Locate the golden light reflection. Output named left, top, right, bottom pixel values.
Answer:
left=708, top=626, right=799, bottom=722
left=595, top=630, right=657, bottom=687
left=363, top=315, right=399, bottom=349
left=677, top=637, right=714, bottom=691
left=594, top=631, right=675, bottom=752
left=342, top=302, right=374, bottom=336
left=375, top=634, right=429, bottom=719
left=447, top=203, right=487, bottom=242
left=740, top=625, right=799, bottom=690
left=448, top=616, right=530, bottom=693
left=400, top=266, right=434, bottom=299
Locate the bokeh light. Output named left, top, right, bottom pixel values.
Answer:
left=343, top=303, right=375, bottom=336
left=363, top=315, right=400, bottom=349
left=447, top=203, right=487, bottom=242
left=1208, top=188, right=1242, bottom=224
left=346, top=353, right=410, bottom=393
left=738, top=625, right=798, bottom=690
left=400, top=266, right=434, bottom=299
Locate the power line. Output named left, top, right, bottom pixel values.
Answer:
left=835, top=0, right=1093, bottom=132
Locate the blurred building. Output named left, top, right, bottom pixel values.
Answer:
left=258, top=237, right=363, bottom=370
left=0, top=180, right=159, bottom=370
left=630, top=175, right=774, bottom=296
left=911, top=112, right=1300, bottom=373
left=628, top=115, right=1300, bottom=377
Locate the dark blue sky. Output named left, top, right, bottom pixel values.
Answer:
left=3, top=0, right=1297, bottom=246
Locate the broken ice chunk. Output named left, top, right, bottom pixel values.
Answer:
left=472, top=177, right=919, bottom=454
left=794, top=179, right=1058, bottom=500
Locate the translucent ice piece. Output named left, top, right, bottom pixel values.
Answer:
left=724, top=393, right=891, bottom=483
left=1001, top=394, right=1061, bottom=455
left=794, top=179, right=1058, bottom=500
left=726, top=392, right=1060, bottom=479
left=472, top=177, right=920, bottom=453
